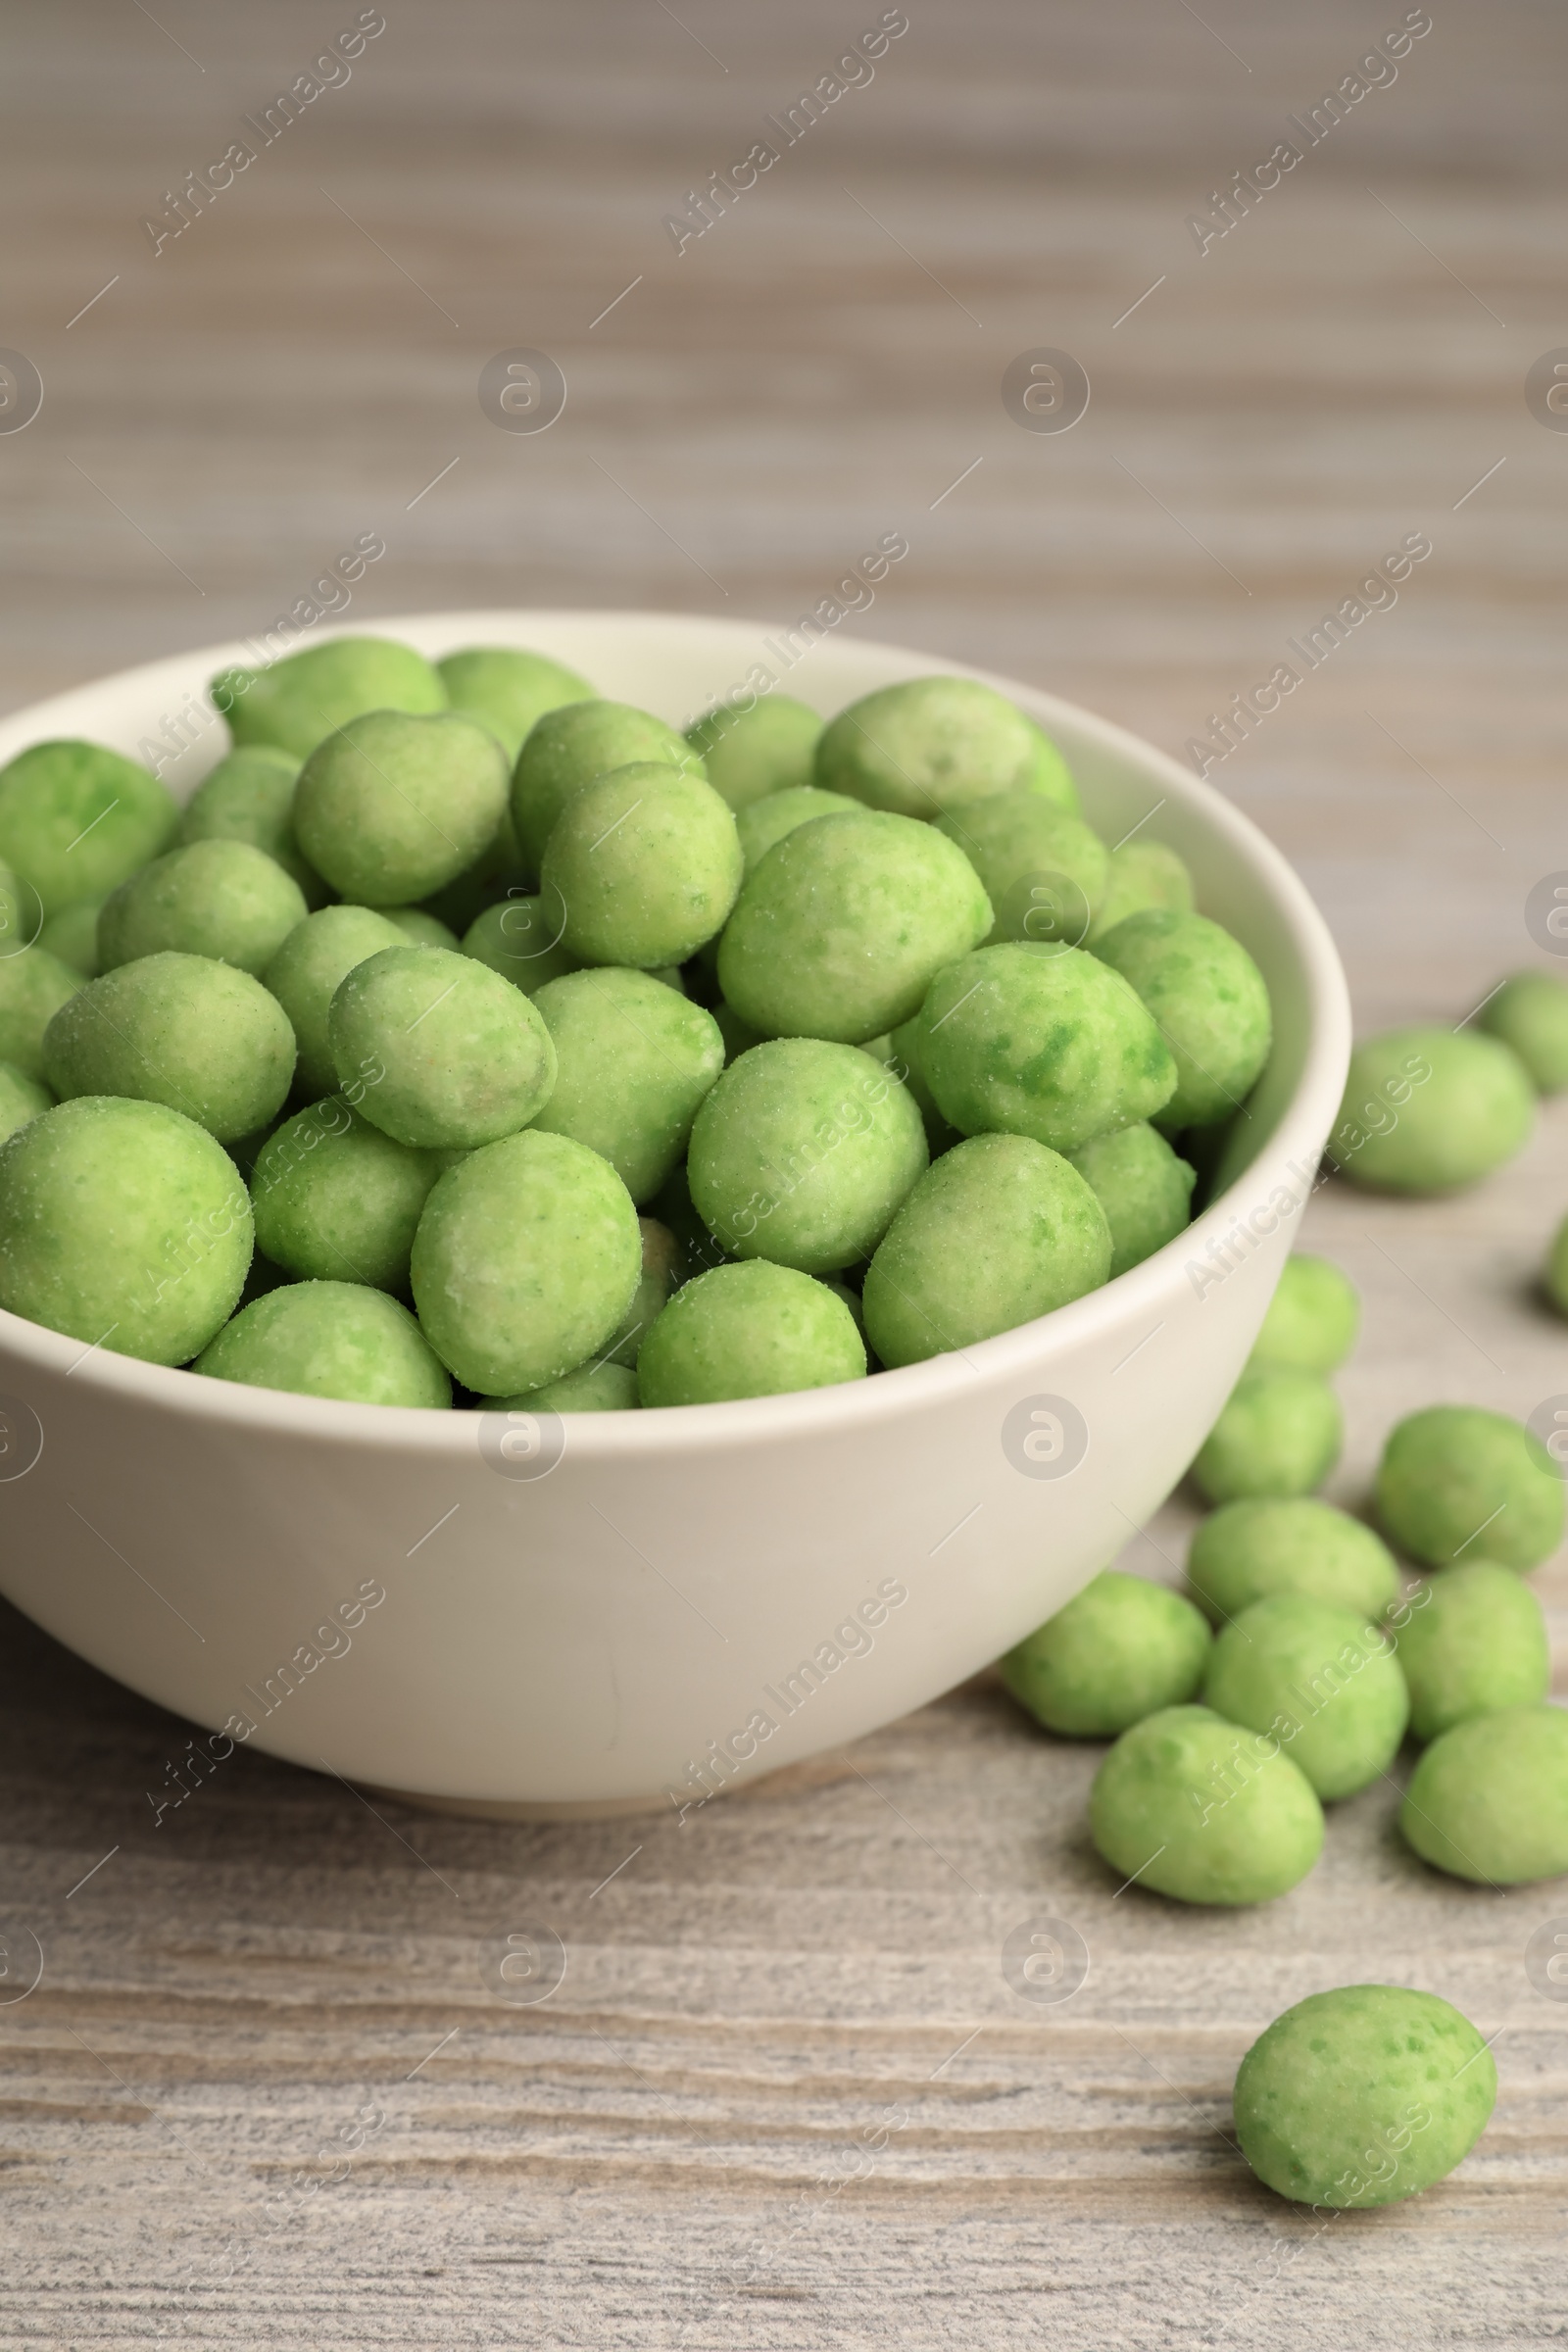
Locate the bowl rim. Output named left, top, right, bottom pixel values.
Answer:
left=0, top=609, right=1351, bottom=1457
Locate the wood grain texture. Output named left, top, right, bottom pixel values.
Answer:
left=2, top=0, right=1567, bottom=2341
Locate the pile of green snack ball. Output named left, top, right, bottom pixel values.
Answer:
left=0, top=633, right=1276, bottom=1411
left=1002, top=1244, right=1565, bottom=2209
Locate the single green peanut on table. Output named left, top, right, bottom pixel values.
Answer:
left=1185, top=1497, right=1401, bottom=1625
left=1391, top=1562, right=1549, bottom=1742
left=1400, top=1705, right=1568, bottom=1883
left=1376, top=1403, right=1563, bottom=1571
left=1088, top=1703, right=1324, bottom=1906
left=1200, top=1594, right=1409, bottom=1800
left=1249, top=1252, right=1360, bottom=1373
left=1233, top=1985, right=1496, bottom=2207
left=1476, top=969, right=1568, bottom=1094
left=1329, top=1026, right=1532, bottom=1193
left=1191, top=1367, right=1343, bottom=1505
left=1001, top=1571, right=1212, bottom=1738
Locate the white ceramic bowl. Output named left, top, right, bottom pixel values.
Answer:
left=0, top=612, right=1349, bottom=1818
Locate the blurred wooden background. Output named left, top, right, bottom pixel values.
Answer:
left=2, top=1, right=1567, bottom=2342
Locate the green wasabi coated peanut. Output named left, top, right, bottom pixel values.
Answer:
left=213, top=634, right=447, bottom=760
left=542, top=763, right=743, bottom=969
left=1249, top=1252, right=1359, bottom=1374
left=713, top=1001, right=765, bottom=1064
left=685, top=695, right=823, bottom=810
left=250, top=1098, right=444, bottom=1292
left=1019, top=718, right=1079, bottom=813
left=262, top=906, right=406, bottom=1100
left=1234, top=1985, right=1496, bottom=2208
left=1400, top=1706, right=1568, bottom=1883
left=490, top=1360, right=640, bottom=1412
left=1476, top=970, right=1568, bottom=1094
left=1391, top=1562, right=1549, bottom=1742
left=1186, top=1497, right=1400, bottom=1626
left=196, top=1279, right=451, bottom=1408
left=98, top=840, right=309, bottom=978
left=1093, top=908, right=1272, bottom=1134
left=1202, top=1595, right=1408, bottom=1800
left=177, top=745, right=323, bottom=902
left=0, top=1060, right=52, bottom=1147
left=1191, top=1368, right=1342, bottom=1504
left=917, top=945, right=1177, bottom=1154
left=419, top=803, right=532, bottom=938
left=379, top=906, right=459, bottom=951
left=1066, top=1122, right=1195, bottom=1279
left=935, top=789, right=1109, bottom=948
left=436, top=646, right=594, bottom=759
left=1088, top=1703, right=1323, bottom=1905
left=637, top=1258, right=865, bottom=1406
left=0, top=948, right=84, bottom=1082
left=862, top=1133, right=1111, bottom=1369
left=885, top=1018, right=960, bottom=1154
left=0, top=1096, right=252, bottom=1364
left=511, top=700, right=701, bottom=873
left=0, top=858, right=29, bottom=957
left=1086, top=839, right=1195, bottom=944
left=687, top=1037, right=927, bottom=1274
left=528, top=966, right=723, bottom=1203
left=44, top=952, right=296, bottom=1141
left=35, top=898, right=104, bottom=976
left=601, top=1216, right=680, bottom=1367
left=1375, top=1403, right=1563, bottom=1572
left=718, top=808, right=992, bottom=1045
left=293, top=711, right=511, bottom=907
left=328, top=946, right=556, bottom=1152
left=734, top=785, right=858, bottom=874
left=1328, top=1026, right=1532, bottom=1193
left=0, top=740, right=178, bottom=910
left=1001, top=1571, right=1212, bottom=1739
left=820, top=1275, right=869, bottom=1350
left=648, top=1159, right=735, bottom=1288
left=814, top=677, right=1049, bottom=819
left=461, top=897, right=584, bottom=994
left=411, top=1128, right=641, bottom=1396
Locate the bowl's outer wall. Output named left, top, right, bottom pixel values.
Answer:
left=0, top=614, right=1350, bottom=1803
